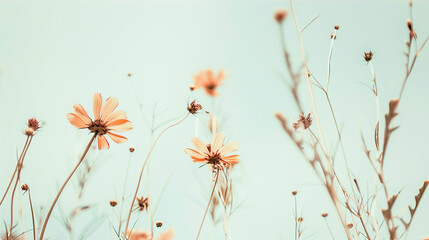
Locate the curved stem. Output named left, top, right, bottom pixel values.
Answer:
left=10, top=135, right=33, bottom=236
left=196, top=169, right=220, bottom=240
left=39, top=134, right=96, bottom=240
left=0, top=136, right=30, bottom=206
left=124, top=113, right=190, bottom=237
left=28, top=189, right=36, bottom=240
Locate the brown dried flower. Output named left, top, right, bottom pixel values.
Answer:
left=156, top=221, right=163, bottom=228
left=187, top=100, right=202, bottom=115
left=21, top=184, right=29, bottom=191
left=363, top=51, right=374, bottom=62
left=110, top=199, right=118, bottom=207
left=136, top=196, right=149, bottom=211
left=292, top=113, right=312, bottom=131
left=25, top=117, right=40, bottom=135
left=274, top=9, right=288, bottom=23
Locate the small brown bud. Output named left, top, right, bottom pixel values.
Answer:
left=190, top=84, right=196, bottom=91
left=321, top=213, right=328, bottom=218
left=129, top=147, right=135, bottom=152
left=274, top=9, right=288, bottom=23
left=407, top=19, right=413, bottom=31
left=297, top=217, right=304, bottom=222
left=347, top=223, right=353, bottom=228
left=110, top=200, right=118, bottom=207
left=334, top=25, right=339, bottom=30
left=292, top=190, right=297, bottom=195
left=307, top=73, right=311, bottom=77
left=127, top=73, right=132, bottom=77
left=21, top=184, right=29, bottom=191
left=156, top=221, right=163, bottom=228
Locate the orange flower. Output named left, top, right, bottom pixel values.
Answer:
left=67, top=93, right=133, bottom=149
left=193, top=69, right=225, bottom=97
left=184, top=133, right=240, bottom=168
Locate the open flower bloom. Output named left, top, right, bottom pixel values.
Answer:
left=184, top=133, right=240, bottom=168
left=67, top=93, right=133, bottom=149
left=193, top=69, right=225, bottom=97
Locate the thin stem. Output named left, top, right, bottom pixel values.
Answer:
left=10, top=135, right=33, bottom=237
left=196, top=169, right=220, bottom=240
left=118, top=151, right=134, bottom=235
left=39, top=134, right=96, bottom=240
left=325, top=29, right=337, bottom=91
left=124, top=113, right=190, bottom=236
left=294, top=195, right=297, bottom=240
left=0, top=136, right=30, bottom=206
left=324, top=218, right=335, bottom=240
left=28, top=189, right=36, bottom=240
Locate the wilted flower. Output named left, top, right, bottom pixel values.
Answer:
left=184, top=133, right=240, bottom=169
left=67, top=93, right=133, bottom=149
left=187, top=100, right=202, bottom=115
left=193, top=69, right=225, bottom=97
left=292, top=113, right=312, bottom=131
left=136, top=196, right=149, bottom=211
left=363, top=51, right=374, bottom=62
left=25, top=118, right=40, bottom=136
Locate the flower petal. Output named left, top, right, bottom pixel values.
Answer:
left=101, top=97, right=119, bottom=122
left=211, top=133, right=225, bottom=154
left=107, top=132, right=128, bottom=143
left=191, top=157, right=207, bottom=163
left=73, top=104, right=91, bottom=125
left=98, top=135, right=110, bottom=149
left=222, top=154, right=240, bottom=164
left=190, top=137, right=209, bottom=155
left=219, top=141, right=240, bottom=156
left=184, top=148, right=206, bottom=159
left=93, top=93, right=102, bottom=120
left=104, top=110, right=127, bottom=124
left=106, top=119, right=130, bottom=127
left=216, top=69, right=226, bottom=83
left=108, top=122, right=134, bottom=132
left=67, top=113, right=89, bottom=129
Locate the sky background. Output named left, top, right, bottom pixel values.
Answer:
left=0, top=0, right=429, bottom=239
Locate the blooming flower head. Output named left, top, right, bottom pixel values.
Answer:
left=187, top=100, right=202, bottom=115
left=67, top=93, right=133, bottom=149
left=184, top=133, right=240, bottom=169
left=193, top=69, right=226, bottom=97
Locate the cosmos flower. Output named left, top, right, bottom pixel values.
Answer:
left=193, top=69, right=225, bottom=97
left=67, top=93, right=133, bottom=149
left=184, top=133, right=240, bottom=168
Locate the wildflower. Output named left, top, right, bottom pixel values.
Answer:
left=136, top=196, right=149, bottom=211
left=156, top=221, right=163, bottom=228
left=187, top=100, right=202, bottom=115
left=363, top=51, right=374, bottom=62
left=110, top=199, right=118, bottom=207
left=274, top=9, right=288, bottom=23
left=193, top=69, right=225, bottom=97
left=21, top=184, right=29, bottom=191
left=184, top=133, right=240, bottom=169
left=67, top=93, right=133, bottom=150
left=292, top=113, right=312, bottom=131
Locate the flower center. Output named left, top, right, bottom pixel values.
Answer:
left=88, top=119, right=108, bottom=135
left=207, top=152, right=222, bottom=165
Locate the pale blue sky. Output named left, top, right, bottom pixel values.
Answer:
left=0, top=0, right=428, bottom=239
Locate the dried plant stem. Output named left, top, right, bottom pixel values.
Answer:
left=39, top=134, right=96, bottom=240
left=325, top=29, right=338, bottom=91
left=294, top=195, right=297, bottom=240
left=124, top=112, right=190, bottom=237
left=27, top=189, right=36, bottom=240
left=196, top=169, right=220, bottom=240
left=117, top=152, right=134, bottom=235
left=0, top=136, right=30, bottom=206
left=10, top=135, right=33, bottom=237
left=324, top=218, right=335, bottom=240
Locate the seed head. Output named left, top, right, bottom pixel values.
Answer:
left=274, top=9, right=288, bottom=24
left=127, top=73, right=132, bottom=77
left=407, top=19, right=413, bottom=31
left=292, top=190, right=298, bottom=196
left=334, top=25, right=339, bottom=30
left=363, top=51, right=374, bottom=62
left=136, top=196, right=149, bottom=211
left=187, top=100, right=202, bottom=115
left=110, top=199, right=118, bottom=207
left=190, top=84, right=196, bottom=91
left=21, top=184, right=29, bottom=191
left=293, top=113, right=312, bottom=131
left=297, top=217, right=304, bottom=222
left=321, top=213, right=328, bottom=218
left=129, top=147, right=135, bottom=153
left=347, top=223, right=354, bottom=228
left=156, top=221, right=163, bottom=228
